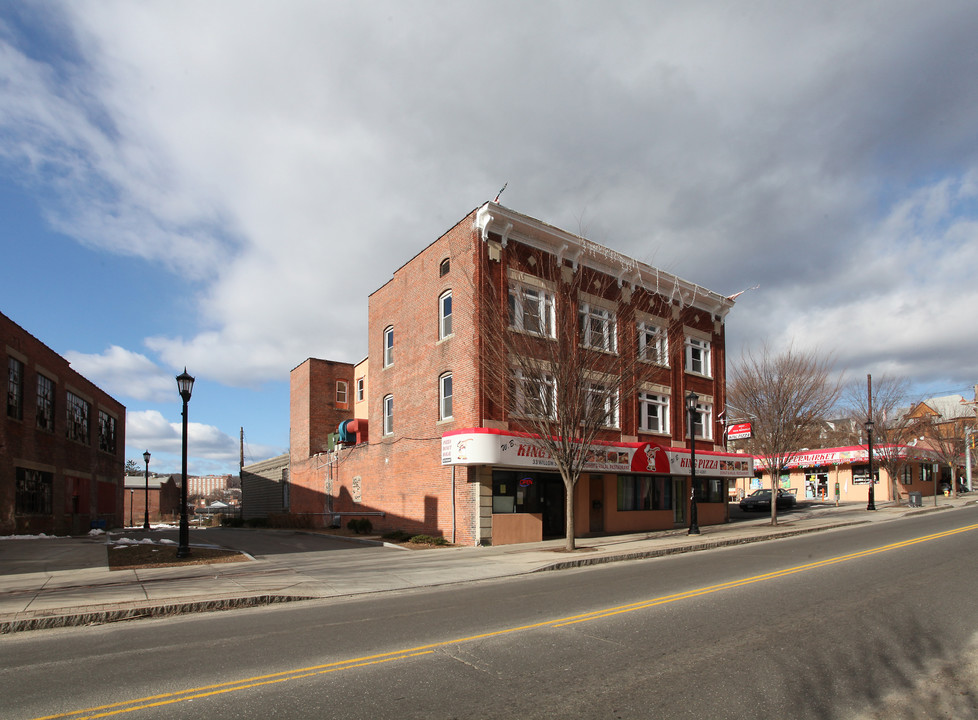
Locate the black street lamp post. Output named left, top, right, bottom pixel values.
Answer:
left=176, top=368, right=195, bottom=558
left=142, top=450, right=151, bottom=530
left=865, top=419, right=876, bottom=511
left=687, top=391, right=701, bottom=535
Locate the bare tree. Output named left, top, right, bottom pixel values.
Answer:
left=728, top=345, right=842, bottom=525
left=843, top=374, right=917, bottom=505
left=475, top=244, right=686, bottom=550
left=918, top=415, right=969, bottom=499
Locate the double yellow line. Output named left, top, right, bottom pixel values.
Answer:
left=35, top=522, right=978, bottom=720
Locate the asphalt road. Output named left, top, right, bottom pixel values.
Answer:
left=3, top=507, right=978, bottom=719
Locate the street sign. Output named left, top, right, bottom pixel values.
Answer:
left=728, top=422, right=752, bottom=440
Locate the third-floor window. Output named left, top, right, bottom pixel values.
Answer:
left=685, top=337, right=711, bottom=377
left=579, top=302, right=616, bottom=352
left=508, top=283, right=555, bottom=337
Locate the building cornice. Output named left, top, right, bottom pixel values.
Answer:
left=475, top=202, right=736, bottom=319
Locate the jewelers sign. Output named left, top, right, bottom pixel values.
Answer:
left=441, top=429, right=752, bottom=478
left=727, top=422, right=752, bottom=440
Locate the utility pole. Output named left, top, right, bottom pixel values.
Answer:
left=240, top=427, right=244, bottom=471
left=866, top=374, right=876, bottom=511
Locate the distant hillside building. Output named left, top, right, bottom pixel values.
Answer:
left=2, top=310, right=126, bottom=535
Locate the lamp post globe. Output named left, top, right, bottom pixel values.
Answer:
left=865, top=419, right=876, bottom=511
left=142, top=450, right=151, bottom=530
left=176, top=369, right=195, bottom=558
left=686, top=391, right=701, bottom=535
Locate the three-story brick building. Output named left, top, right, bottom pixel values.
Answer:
left=288, top=203, right=751, bottom=545
left=2, top=311, right=126, bottom=535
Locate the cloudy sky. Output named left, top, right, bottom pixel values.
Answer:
left=2, top=1, right=976, bottom=475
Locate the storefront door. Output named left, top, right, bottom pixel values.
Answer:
left=542, top=478, right=565, bottom=538
left=673, top=477, right=686, bottom=525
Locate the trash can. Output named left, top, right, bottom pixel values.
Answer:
left=908, top=492, right=922, bottom=508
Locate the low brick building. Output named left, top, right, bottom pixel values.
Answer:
left=2, top=310, right=126, bottom=535
left=288, top=203, right=751, bottom=545
left=122, top=474, right=180, bottom=527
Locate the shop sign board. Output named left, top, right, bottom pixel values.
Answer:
left=441, top=429, right=753, bottom=477
left=727, top=422, right=752, bottom=440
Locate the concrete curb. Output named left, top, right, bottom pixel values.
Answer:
left=2, top=502, right=969, bottom=634
left=0, top=594, right=315, bottom=634
left=535, top=520, right=869, bottom=571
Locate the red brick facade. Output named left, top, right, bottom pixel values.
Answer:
left=287, top=204, right=745, bottom=545
left=2, top=311, right=126, bottom=535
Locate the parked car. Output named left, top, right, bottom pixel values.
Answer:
left=739, top=488, right=797, bottom=512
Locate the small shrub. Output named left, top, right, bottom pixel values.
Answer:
left=409, top=534, right=448, bottom=545
left=382, top=530, right=413, bottom=542
left=346, top=518, right=374, bottom=534
left=221, top=517, right=245, bottom=528
left=268, top=513, right=313, bottom=529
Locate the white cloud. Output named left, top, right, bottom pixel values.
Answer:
left=3, top=0, right=978, bottom=441
left=125, top=409, right=241, bottom=474
left=63, top=346, right=175, bottom=402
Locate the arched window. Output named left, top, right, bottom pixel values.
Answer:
left=439, top=258, right=450, bottom=277
left=439, top=290, right=453, bottom=339
left=383, top=326, right=394, bottom=367
left=383, top=394, right=394, bottom=435
left=439, top=373, right=453, bottom=420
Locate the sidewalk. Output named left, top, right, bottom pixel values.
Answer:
left=1, top=498, right=971, bottom=633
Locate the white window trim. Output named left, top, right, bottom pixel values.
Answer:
left=336, top=380, right=348, bottom=405
left=690, top=401, right=713, bottom=440
left=511, top=367, right=556, bottom=419
left=439, top=290, right=453, bottom=340
left=383, top=394, right=393, bottom=435
left=579, top=300, right=617, bottom=353
left=639, top=391, right=670, bottom=435
left=383, top=326, right=394, bottom=368
left=439, top=372, right=453, bottom=421
left=585, top=380, right=620, bottom=429
left=509, top=281, right=556, bottom=338
left=356, top=377, right=364, bottom=403
left=637, top=314, right=669, bottom=366
left=685, top=335, right=712, bottom=378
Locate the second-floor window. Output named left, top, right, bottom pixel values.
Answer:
left=509, top=283, right=555, bottom=337
left=66, top=391, right=90, bottom=444
left=36, top=374, right=54, bottom=432
left=383, top=394, right=394, bottom=435
left=439, top=290, right=453, bottom=339
left=690, top=401, right=713, bottom=440
left=511, top=368, right=555, bottom=419
left=585, top=381, right=619, bottom=428
left=579, top=302, right=616, bottom=352
left=639, top=392, right=670, bottom=434
left=7, top=357, right=23, bottom=420
left=439, top=372, right=453, bottom=420
left=336, top=380, right=348, bottom=405
left=685, top=337, right=712, bottom=377
left=383, top=326, right=394, bottom=367
left=356, top=377, right=364, bottom=403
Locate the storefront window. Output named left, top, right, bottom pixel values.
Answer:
left=692, top=477, right=726, bottom=503
left=617, top=475, right=672, bottom=511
